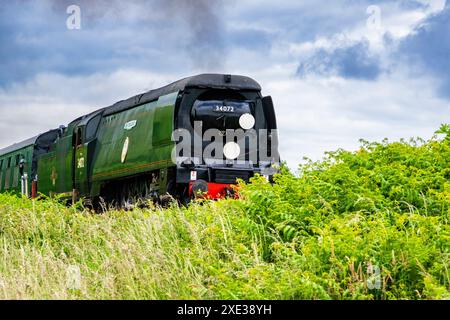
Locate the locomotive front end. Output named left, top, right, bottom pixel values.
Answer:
left=173, top=74, right=279, bottom=200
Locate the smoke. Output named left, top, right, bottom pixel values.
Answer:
left=160, top=0, right=226, bottom=70
left=46, top=0, right=225, bottom=70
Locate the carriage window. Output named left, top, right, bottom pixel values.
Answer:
left=0, top=159, right=3, bottom=170
left=6, top=157, right=11, bottom=168
left=15, top=154, right=20, bottom=166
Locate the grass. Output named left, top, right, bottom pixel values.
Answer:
left=0, top=125, right=449, bottom=300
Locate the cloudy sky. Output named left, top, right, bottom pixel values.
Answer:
left=0, top=0, right=449, bottom=169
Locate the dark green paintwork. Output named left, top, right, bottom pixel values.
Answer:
left=90, top=92, right=178, bottom=197
left=36, top=152, right=57, bottom=196
left=36, top=125, right=75, bottom=197
left=0, top=144, right=34, bottom=196
left=35, top=91, right=178, bottom=199
left=55, top=134, right=75, bottom=193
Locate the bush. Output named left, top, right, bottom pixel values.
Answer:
left=241, top=125, right=450, bottom=299
left=0, top=125, right=448, bottom=299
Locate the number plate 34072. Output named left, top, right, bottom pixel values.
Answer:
left=214, top=105, right=235, bottom=113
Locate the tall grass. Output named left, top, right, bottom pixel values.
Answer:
left=0, top=196, right=272, bottom=299
left=0, top=126, right=448, bottom=299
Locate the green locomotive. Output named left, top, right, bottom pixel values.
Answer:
left=0, top=74, right=279, bottom=206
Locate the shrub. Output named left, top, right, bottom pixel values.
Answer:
left=0, top=125, right=448, bottom=299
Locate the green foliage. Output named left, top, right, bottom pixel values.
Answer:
left=240, top=126, right=450, bottom=299
left=437, top=124, right=450, bottom=142
left=0, top=126, right=448, bottom=299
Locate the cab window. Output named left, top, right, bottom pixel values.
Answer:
left=76, top=128, right=83, bottom=147
left=86, top=115, right=101, bottom=141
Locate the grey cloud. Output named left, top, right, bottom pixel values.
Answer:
left=0, top=0, right=225, bottom=87
left=297, top=40, right=382, bottom=80
left=398, top=5, right=450, bottom=99
left=47, top=0, right=226, bottom=69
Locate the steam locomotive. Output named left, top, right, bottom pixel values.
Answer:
left=0, top=74, right=279, bottom=206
